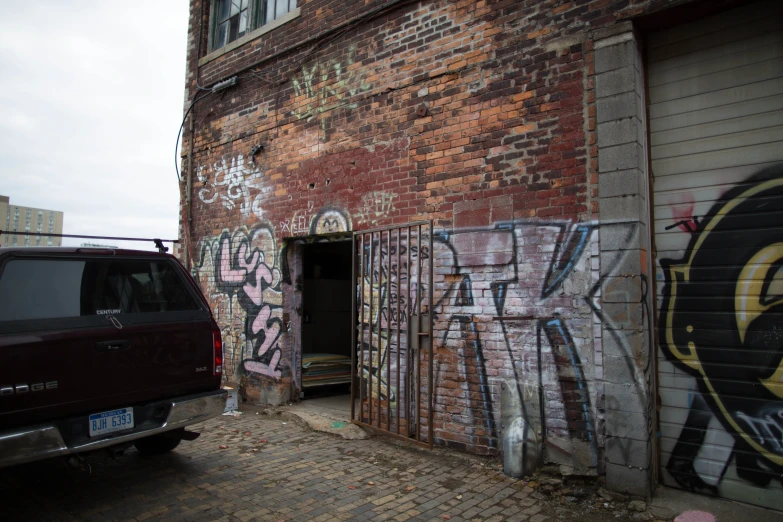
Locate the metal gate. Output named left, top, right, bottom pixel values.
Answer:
left=350, top=221, right=434, bottom=447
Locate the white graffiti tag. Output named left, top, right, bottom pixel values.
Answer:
left=197, top=155, right=268, bottom=219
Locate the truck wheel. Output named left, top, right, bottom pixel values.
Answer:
left=134, top=433, right=182, bottom=456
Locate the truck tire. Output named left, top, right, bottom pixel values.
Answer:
left=134, top=433, right=182, bottom=456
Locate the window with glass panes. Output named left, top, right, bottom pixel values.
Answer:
left=211, top=0, right=297, bottom=51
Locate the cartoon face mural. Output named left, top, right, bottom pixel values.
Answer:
left=660, top=166, right=783, bottom=487
left=310, top=208, right=351, bottom=235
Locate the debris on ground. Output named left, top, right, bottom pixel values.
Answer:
left=520, top=467, right=667, bottom=521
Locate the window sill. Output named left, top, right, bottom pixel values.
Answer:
left=199, top=7, right=301, bottom=68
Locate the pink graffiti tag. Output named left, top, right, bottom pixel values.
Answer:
left=217, top=237, right=283, bottom=379
left=245, top=306, right=282, bottom=379
left=218, top=239, right=259, bottom=284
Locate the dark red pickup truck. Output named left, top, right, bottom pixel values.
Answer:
left=0, top=247, right=226, bottom=467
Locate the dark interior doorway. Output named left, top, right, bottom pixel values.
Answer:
left=300, top=240, right=353, bottom=401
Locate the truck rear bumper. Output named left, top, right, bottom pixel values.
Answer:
left=0, top=389, right=227, bottom=468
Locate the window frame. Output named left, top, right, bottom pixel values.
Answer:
left=205, top=0, right=300, bottom=60
left=209, top=0, right=253, bottom=52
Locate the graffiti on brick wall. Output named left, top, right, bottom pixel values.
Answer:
left=197, top=154, right=268, bottom=219
left=278, top=213, right=310, bottom=237
left=355, top=191, right=397, bottom=226
left=539, top=317, right=596, bottom=453
left=659, top=165, right=783, bottom=494
left=278, top=205, right=352, bottom=237
left=341, top=217, right=647, bottom=464
left=347, top=217, right=651, bottom=465
left=290, top=44, right=372, bottom=133
left=195, top=225, right=284, bottom=381
left=311, top=208, right=351, bottom=235
left=432, top=222, right=595, bottom=460
left=356, top=232, right=429, bottom=408
left=429, top=218, right=654, bottom=469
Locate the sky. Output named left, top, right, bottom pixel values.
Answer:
left=0, top=1, right=190, bottom=251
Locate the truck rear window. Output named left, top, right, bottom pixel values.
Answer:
left=0, top=258, right=200, bottom=321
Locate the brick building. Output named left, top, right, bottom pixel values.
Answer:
left=180, top=0, right=783, bottom=507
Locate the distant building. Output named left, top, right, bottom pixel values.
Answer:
left=0, top=195, right=64, bottom=247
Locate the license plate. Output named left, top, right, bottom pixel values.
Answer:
left=88, top=407, right=134, bottom=437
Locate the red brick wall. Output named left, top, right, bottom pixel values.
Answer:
left=182, top=0, right=699, bottom=467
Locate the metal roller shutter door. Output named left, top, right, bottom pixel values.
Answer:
left=649, top=0, right=783, bottom=510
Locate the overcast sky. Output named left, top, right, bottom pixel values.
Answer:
left=0, top=1, right=190, bottom=251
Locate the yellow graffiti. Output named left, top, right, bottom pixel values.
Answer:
left=664, top=266, right=701, bottom=372
left=735, top=243, right=783, bottom=399
left=735, top=243, right=783, bottom=344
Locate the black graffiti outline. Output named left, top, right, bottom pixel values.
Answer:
left=658, top=165, right=783, bottom=492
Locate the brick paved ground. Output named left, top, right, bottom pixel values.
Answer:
left=0, top=411, right=562, bottom=522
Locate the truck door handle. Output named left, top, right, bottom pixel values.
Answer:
left=95, top=340, right=132, bottom=352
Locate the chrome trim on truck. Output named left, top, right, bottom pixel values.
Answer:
left=0, top=389, right=227, bottom=468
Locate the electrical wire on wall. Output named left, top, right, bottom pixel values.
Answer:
left=174, top=90, right=213, bottom=182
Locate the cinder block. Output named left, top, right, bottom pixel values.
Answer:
left=598, top=169, right=644, bottom=198
left=605, top=409, right=649, bottom=441
left=598, top=194, right=646, bottom=223
left=595, top=40, right=636, bottom=74
left=598, top=142, right=643, bottom=172
left=604, top=382, right=649, bottom=416
left=604, top=461, right=651, bottom=498
left=597, top=92, right=640, bottom=124
left=591, top=21, right=634, bottom=45
left=597, top=119, right=642, bottom=149
left=599, top=249, right=642, bottom=277
left=605, top=436, right=650, bottom=468
left=601, top=328, right=649, bottom=362
left=603, top=355, right=642, bottom=384
left=595, top=66, right=636, bottom=99
left=597, top=221, right=644, bottom=252
left=600, top=302, right=645, bottom=330
left=601, top=276, right=643, bottom=303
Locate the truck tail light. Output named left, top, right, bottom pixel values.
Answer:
left=213, top=328, right=223, bottom=376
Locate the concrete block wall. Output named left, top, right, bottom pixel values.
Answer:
left=593, top=23, right=656, bottom=497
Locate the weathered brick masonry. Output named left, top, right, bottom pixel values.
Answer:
left=181, top=0, right=730, bottom=497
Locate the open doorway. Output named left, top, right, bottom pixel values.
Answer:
left=300, top=240, right=353, bottom=409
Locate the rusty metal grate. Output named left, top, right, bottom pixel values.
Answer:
left=350, top=221, right=433, bottom=448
